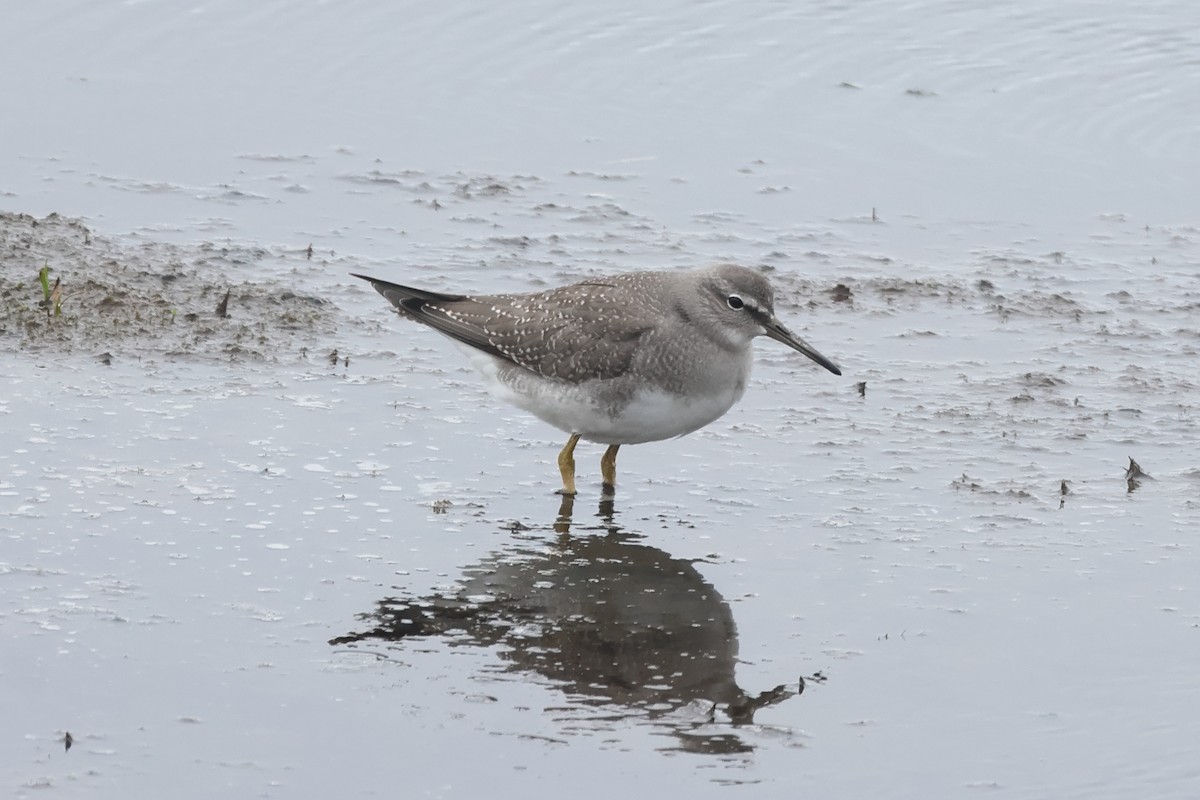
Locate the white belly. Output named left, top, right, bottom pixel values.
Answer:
left=532, top=383, right=745, bottom=444
left=459, top=345, right=751, bottom=445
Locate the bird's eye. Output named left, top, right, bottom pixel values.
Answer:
left=727, top=294, right=744, bottom=310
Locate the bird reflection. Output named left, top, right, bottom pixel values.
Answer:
left=330, top=496, right=808, bottom=753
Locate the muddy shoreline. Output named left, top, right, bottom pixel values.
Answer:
left=1, top=211, right=335, bottom=363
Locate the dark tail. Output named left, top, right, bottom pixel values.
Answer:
left=351, top=273, right=468, bottom=313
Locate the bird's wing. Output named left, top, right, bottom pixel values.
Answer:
left=354, top=275, right=655, bottom=383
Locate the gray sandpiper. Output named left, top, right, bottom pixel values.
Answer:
left=354, top=264, right=842, bottom=495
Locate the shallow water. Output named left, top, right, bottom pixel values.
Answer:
left=4, top=1, right=1200, bottom=798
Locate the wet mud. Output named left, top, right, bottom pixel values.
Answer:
left=1, top=212, right=334, bottom=362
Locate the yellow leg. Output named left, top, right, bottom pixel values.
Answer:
left=600, top=444, right=620, bottom=493
left=556, top=433, right=581, bottom=496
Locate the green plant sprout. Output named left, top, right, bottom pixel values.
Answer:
left=38, top=263, right=63, bottom=317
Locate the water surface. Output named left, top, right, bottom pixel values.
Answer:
left=3, top=2, right=1199, bottom=798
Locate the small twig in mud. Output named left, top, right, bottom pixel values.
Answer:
left=48, top=277, right=63, bottom=317
left=37, top=277, right=63, bottom=318
left=216, top=289, right=231, bottom=318
left=37, top=264, right=64, bottom=317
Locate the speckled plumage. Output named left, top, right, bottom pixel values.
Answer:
left=354, top=264, right=841, bottom=493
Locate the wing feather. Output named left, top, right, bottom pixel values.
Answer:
left=354, top=274, right=654, bottom=383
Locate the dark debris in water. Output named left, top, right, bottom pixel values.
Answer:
left=951, top=472, right=1035, bottom=500
left=1021, top=371, right=1067, bottom=388
left=1126, top=457, right=1150, bottom=481
left=0, top=211, right=335, bottom=361
left=1126, top=457, right=1152, bottom=493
